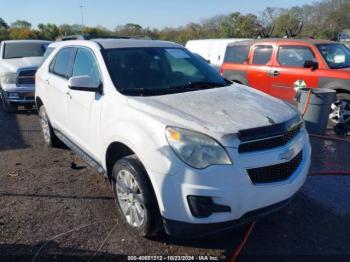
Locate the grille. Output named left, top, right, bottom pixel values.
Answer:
left=239, top=125, right=301, bottom=153
left=247, top=151, right=303, bottom=184
left=17, top=69, right=36, bottom=85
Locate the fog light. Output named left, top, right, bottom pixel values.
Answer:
left=8, top=92, right=20, bottom=99
left=187, top=196, right=231, bottom=218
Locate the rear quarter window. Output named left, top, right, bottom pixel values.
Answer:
left=224, top=45, right=250, bottom=64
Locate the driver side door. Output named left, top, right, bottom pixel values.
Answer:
left=67, top=47, right=103, bottom=159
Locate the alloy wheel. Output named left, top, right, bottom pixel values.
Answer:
left=115, top=169, right=145, bottom=228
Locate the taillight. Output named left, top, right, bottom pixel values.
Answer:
left=219, top=67, right=224, bottom=75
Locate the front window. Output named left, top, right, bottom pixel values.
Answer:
left=317, top=44, right=350, bottom=69
left=278, top=46, right=315, bottom=67
left=3, top=42, right=48, bottom=59
left=72, top=48, right=101, bottom=85
left=104, top=47, right=228, bottom=96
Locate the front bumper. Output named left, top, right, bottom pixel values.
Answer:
left=163, top=196, right=293, bottom=238
left=147, top=128, right=311, bottom=236
left=1, top=84, right=35, bottom=105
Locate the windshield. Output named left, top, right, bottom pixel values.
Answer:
left=104, top=47, right=229, bottom=96
left=3, top=42, right=48, bottom=59
left=317, top=44, right=350, bottom=69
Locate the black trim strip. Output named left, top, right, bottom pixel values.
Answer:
left=238, top=116, right=303, bottom=143
left=53, top=129, right=107, bottom=176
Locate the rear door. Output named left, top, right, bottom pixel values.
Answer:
left=246, top=44, right=274, bottom=94
left=270, top=44, right=320, bottom=100
left=46, top=47, right=76, bottom=134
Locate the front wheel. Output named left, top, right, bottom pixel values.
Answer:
left=330, top=93, right=350, bottom=125
left=1, top=90, right=17, bottom=113
left=111, top=155, right=162, bottom=237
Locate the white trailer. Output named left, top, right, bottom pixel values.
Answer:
left=185, top=39, right=248, bottom=69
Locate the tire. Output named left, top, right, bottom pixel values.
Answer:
left=330, top=92, right=350, bottom=125
left=39, top=105, right=60, bottom=147
left=0, top=90, right=17, bottom=113
left=111, top=155, right=162, bottom=237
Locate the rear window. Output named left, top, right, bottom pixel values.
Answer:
left=253, top=45, right=273, bottom=65
left=224, top=45, right=250, bottom=64
left=3, top=42, right=48, bottom=59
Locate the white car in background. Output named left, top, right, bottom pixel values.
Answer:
left=0, top=40, right=51, bottom=112
left=186, top=39, right=248, bottom=70
left=35, top=38, right=311, bottom=238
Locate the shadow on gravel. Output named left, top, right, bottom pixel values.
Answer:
left=0, top=243, right=126, bottom=262
left=150, top=224, right=250, bottom=258
left=0, top=192, right=114, bottom=201
left=0, top=107, right=37, bottom=151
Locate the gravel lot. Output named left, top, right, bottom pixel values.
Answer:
left=0, top=106, right=349, bottom=262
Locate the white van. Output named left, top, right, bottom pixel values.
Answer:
left=186, top=39, right=248, bottom=70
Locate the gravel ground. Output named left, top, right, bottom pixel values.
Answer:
left=0, top=106, right=349, bottom=262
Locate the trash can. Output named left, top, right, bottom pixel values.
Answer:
left=296, top=88, right=336, bottom=135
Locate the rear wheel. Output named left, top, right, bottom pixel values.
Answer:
left=330, top=93, right=350, bottom=125
left=39, top=106, right=60, bottom=147
left=111, top=155, right=162, bottom=237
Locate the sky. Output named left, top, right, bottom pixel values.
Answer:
left=1, top=0, right=314, bottom=29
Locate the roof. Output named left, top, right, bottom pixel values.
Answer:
left=228, top=38, right=337, bottom=47
left=93, top=39, right=183, bottom=49
left=2, top=40, right=51, bottom=44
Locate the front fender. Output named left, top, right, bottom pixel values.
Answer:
left=101, top=118, right=183, bottom=176
left=319, top=77, right=350, bottom=93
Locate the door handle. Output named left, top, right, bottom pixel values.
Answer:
left=65, top=91, right=72, bottom=99
left=269, top=70, right=280, bottom=77
left=45, top=79, right=50, bottom=85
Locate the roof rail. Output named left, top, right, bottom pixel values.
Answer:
left=58, top=35, right=151, bottom=41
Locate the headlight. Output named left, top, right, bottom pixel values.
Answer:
left=0, top=73, right=17, bottom=84
left=165, top=127, right=232, bottom=169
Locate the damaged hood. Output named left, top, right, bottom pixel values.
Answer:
left=0, top=57, right=43, bottom=73
left=127, top=85, right=299, bottom=144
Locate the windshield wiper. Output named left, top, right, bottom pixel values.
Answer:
left=119, top=87, right=175, bottom=96
left=169, top=81, right=228, bottom=90
left=6, top=56, right=25, bottom=59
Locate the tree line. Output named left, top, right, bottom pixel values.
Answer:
left=0, top=0, right=349, bottom=44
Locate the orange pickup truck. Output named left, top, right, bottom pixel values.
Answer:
left=220, top=39, right=350, bottom=125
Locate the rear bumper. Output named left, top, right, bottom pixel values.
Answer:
left=163, top=196, right=293, bottom=238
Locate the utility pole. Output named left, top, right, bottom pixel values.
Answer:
left=80, top=3, right=85, bottom=28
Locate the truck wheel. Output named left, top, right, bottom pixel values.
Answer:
left=1, top=91, right=17, bottom=113
left=330, top=93, right=350, bottom=125
left=39, top=106, right=60, bottom=147
left=111, top=155, right=162, bottom=238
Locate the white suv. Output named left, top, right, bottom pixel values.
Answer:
left=35, top=39, right=311, bottom=238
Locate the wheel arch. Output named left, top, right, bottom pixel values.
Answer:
left=35, top=96, right=44, bottom=108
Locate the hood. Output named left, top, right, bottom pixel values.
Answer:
left=127, top=85, right=298, bottom=144
left=1, top=57, right=43, bottom=72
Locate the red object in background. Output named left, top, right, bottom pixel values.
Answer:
left=221, top=39, right=350, bottom=101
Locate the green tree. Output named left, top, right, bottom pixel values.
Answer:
left=8, top=28, right=37, bottom=39
left=11, top=20, right=32, bottom=29
left=38, top=23, right=59, bottom=40
left=115, top=23, right=143, bottom=36
left=0, top=17, right=9, bottom=29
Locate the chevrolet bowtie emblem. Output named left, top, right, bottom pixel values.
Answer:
left=280, top=148, right=295, bottom=161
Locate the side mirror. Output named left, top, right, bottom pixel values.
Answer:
left=304, top=60, right=318, bottom=70
left=68, top=75, right=102, bottom=93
